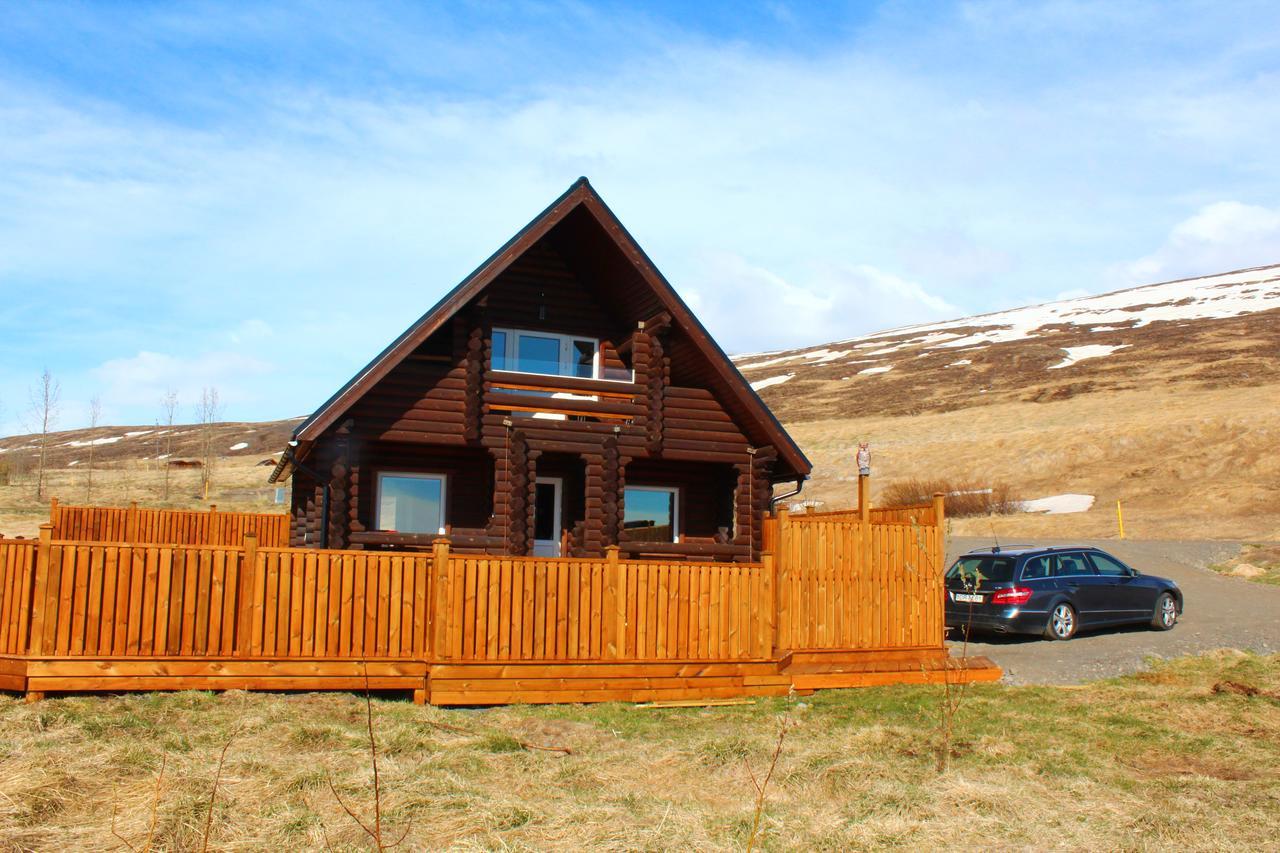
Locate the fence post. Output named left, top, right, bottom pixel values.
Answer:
left=932, top=492, right=947, bottom=645
left=775, top=508, right=790, bottom=649
left=125, top=501, right=138, bottom=543
left=28, top=524, right=53, bottom=657
left=430, top=538, right=451, bottom=659
left=604, top=545, right=620, bottom=659
left=761, top=551, right=775, bottom=656
left=48, top=497, right=59, bottom=532
left=209, top=504, right=219, bottom=545
left=858, top=475, right=870, bottom=523
left=236, top=532, right=258, bottom=656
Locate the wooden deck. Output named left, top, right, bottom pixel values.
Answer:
left=0, top=504, right=1001, bottom=704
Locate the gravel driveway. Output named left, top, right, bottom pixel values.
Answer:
left=945, top=537, right=1280, bottom=685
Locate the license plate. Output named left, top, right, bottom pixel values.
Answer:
left=952, top=592, right=983, bottom=604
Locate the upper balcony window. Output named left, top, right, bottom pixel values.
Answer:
left=492, top=328, right=598, bottom=379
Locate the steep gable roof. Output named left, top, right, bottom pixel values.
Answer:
left=272, top=178, right=810, bottom=482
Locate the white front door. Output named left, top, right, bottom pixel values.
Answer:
left=532, top=477, right=563, bottom=557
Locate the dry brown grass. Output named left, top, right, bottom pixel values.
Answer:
left=881, top=478, right=1021, bottom=518
left=0, top=651, right=1276, bottom=849
left=0, top=455, right=285, bottom=539
left=787, top=383, right=1280, bottom=540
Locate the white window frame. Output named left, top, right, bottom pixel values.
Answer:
left=375, top=471, right=447, bottom=535
left=492, top=327, right=600, bottom=380
left=624, top=485, right=681, bottom=543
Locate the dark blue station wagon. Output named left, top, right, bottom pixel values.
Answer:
left=944, top=546, right=1183, bottom=640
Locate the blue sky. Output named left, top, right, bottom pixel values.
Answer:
left=2, top=0, right=1279, bottom=434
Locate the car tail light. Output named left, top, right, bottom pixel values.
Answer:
left=991, top=586, right=1033, bottom=606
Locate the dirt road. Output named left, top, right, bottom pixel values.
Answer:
left=946, top=537, right=1280, bottom=684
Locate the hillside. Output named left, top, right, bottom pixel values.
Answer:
left=736, top=263, right=1280, bottom=539
left=0, top=419, right=300, bottom=537
left=2, top=263, right=1277, bottom=541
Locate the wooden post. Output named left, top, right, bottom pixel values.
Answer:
left=931, top=491, right=947, bottom=647
left=430, top=538, right=451, bottom=659
left=236, top=532, right=258, bottom=655
left=858, top=476, right=870, bottom=524
left=27, top=524, right=53, bottom=665
left=604, top=545, right=620, bottom=659
left=48, top=497, right=59, bottom=532
left=125, top=501, right=139, bottom=543
left=209, top=504, right=219, bottom=545
left=761, top=551, right=776, bottom=656
left=775, top=508, right=790, bottom=649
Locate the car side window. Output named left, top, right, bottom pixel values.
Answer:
left=1021, top=556, right=1051, bottom=580
left=1088, top=553, right=1130, bottom=577
left=1054, top=553, right=1094, bottom=577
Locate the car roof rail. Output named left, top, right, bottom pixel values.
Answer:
left=966, top=544, right=1036, bottom=554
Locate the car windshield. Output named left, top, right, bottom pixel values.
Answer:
left=946, top=555, right=1017, bottom=586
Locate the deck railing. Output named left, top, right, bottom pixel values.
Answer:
left=0, top=495, right=955, bottom=699
left=49, top=499, right=290, bottom=548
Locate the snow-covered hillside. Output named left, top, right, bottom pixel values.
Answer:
left=734, top=263, right=1280, bottom=372
left=734, top=262, right=1280, bottom=422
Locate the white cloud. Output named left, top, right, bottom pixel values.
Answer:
left=685, top=252, right=959, bottom=353
left=90, top=350, right=273, bottom=409
left=1117, top=202, right=1280, bottom=284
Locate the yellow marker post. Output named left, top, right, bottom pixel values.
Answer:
left=1116, top=500, right=1125, bottom=539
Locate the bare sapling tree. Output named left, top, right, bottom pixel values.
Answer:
left=327, top=662, right=411, bottom=849
left=907, top=508, right=977, bottom=773
left=744, top=715, right=793, bottom=852
left=85, top=395, right=102, bottom=502
left=28, top=368, right=60, bottom=502
left=160, top=390, right=178, bottom=501
left=197, top=387, right=221, bottom=501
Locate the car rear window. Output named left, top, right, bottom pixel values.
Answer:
left=947, top=556, right=1017, bottom=585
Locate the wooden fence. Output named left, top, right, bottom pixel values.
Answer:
left=49, top=499, right=290, bottom=548
left=0, top=493, right=1001, bottom=701
left=794, top=503, right=938, bottom=526
left=766, top=510, right=944, bottom=651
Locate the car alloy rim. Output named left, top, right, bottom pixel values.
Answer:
left=1161, top=597, right=1176, bottom=626
left=1052, top=605, right=1073, bottom=637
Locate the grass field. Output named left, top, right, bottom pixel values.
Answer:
left=0, top=650, right=1275, bottom=849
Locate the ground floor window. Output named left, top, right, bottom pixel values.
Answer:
left=624, top=486, right=679, bottom=542
left=376, top=472, right=446, bottom=534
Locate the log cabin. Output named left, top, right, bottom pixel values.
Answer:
left=269, top=178, right=811, bottom=562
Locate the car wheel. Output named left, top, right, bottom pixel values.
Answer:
left=1044, top=602, right=1077, bottom=641
left=1151, top=592, right=1178, bottom=631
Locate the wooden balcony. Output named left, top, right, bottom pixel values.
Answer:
left=484, top=372, right=643, bottom=421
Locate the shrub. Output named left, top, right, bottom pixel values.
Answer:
left=881, top=478, right=1021, bottom=518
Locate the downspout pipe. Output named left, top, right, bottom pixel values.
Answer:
left=283, top=444, right=331, bottom=550
left=769, top=475, right=807, bottom=511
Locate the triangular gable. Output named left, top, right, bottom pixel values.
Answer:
left=272, top=178, right=811, bottom=482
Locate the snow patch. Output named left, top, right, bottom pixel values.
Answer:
left=228, top=442, right=249, bottom=451
left=67, top=460, right=80, bottom=466
left=63, top=435, right=123, bottom=448
left=1048, top=344, right=1129, bottom=370
left=857, top=365, right=893, bottom=376
left=1021, top=494, right=1095, bottom=514
left=124, top=430, right=153, bottom=438
left=947, top=359, right=972, bottom=367
left=750, top=373, right=795, bottom=391
left=737, top=348, right=852, bottom=371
